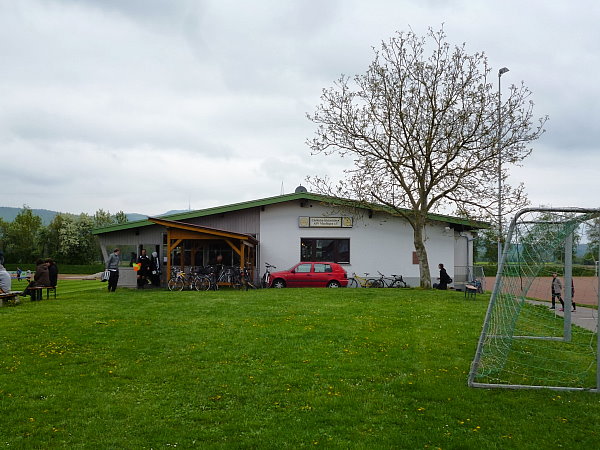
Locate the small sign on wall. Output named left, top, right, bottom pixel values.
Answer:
left=299, top=216, right=353, bottom=228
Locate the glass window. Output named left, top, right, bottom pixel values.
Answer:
left=314, top=263, right=332, bottom=273
left=295, top=263, right=312, bottom=273
left=300, top=239, right=350, bottom=264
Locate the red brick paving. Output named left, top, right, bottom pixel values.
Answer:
left=485, top=277, right=599, bottom=306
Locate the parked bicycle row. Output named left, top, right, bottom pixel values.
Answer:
left=348, top=271, right=409, bottom=288
left=167, top=265, right=256, bottom=291
left=167, top=263, right=410, bottom=290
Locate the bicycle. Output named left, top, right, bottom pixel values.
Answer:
left=192, top=266, right=212, bottom=291
left=167, top=270, right=195, bottom=291
left=240, top=266, right=258, bottom=290
left=369, top=271, right=388, bottom=288
left=217, top=266, right=243, bottom=290
left=347, top=273, right=379, bottom=288
left=261, top=262, right=276, bottom=288
left=386, top=274, right=409, bottom=288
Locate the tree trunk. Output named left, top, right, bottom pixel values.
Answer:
left=412, top=217, right=432, bottom=289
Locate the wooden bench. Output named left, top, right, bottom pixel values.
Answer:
left=27, top=286, right=57, bottom=300
left=0, top=291, right=22, bottom=306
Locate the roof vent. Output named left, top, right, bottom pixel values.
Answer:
left=295, top=185, right=308, bottom=193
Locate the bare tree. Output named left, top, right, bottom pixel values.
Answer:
left=307, top=27, right=547, bottom=287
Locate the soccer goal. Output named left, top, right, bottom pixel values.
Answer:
left=469, top=207, right=600, bottom=392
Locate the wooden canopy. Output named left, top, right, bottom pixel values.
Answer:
left=148, top=217, right=258, bottom=279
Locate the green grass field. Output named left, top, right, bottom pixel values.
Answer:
left=1, top=282, right=599, bottom=448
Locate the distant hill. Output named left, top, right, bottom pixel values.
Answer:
left=0, top=207, right=148, bottom=225
left=158, top=210, right=190, bottom=216
left=125, top=213, right=149, bottom=222
left=0, top=207, right=66, bottom=225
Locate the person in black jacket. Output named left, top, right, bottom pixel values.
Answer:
left=46, top=258, right=58, bottom=287
left=435, top=263, right=451, bottom=290
left=136, top=249, right=151, bottom=289
left=24, top=259, right=51, bottom=300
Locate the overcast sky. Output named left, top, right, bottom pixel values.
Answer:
left=1, top=0, right=599, bottom=217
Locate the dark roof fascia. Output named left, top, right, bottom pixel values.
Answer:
left=92, top=192, right=488, bottom=235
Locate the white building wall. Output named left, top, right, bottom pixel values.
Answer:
left=259, top=200, right=457, bottom=286
left=453, top=231, right=476, bottom=284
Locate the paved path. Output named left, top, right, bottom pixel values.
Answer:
left=527, top=300, right=598, bottom=332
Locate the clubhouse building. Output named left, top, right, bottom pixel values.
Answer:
left=92, top=189, right=487, bottom=288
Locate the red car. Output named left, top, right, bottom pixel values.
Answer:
left=269, top=262, right=348, bottom=288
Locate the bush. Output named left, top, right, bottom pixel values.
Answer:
left=475, top=263, right=596, bottom=277
left=4, top=263, right=104, bottom=274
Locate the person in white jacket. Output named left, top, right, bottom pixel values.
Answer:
left=0, top=263, right=11, bottom=294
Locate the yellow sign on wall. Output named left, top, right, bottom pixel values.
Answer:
left=298, top=217, right=353, bottom=228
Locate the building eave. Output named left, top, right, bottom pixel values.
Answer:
left=92, top=192, right=489, bottom=235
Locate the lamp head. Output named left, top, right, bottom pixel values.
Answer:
left=499, top=67, right=509, bottom=76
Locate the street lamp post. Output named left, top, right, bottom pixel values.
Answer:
left=497, top=67, right=509, bottom=266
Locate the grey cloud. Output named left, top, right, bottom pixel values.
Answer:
left=1, top=0, right=599, bottom=215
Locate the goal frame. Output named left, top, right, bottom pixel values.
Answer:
left=468, top=207, right=600, bottom=392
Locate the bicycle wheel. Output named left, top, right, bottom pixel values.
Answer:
left=168, top=277, right=184, bottom=291
left=210, top=275, right=219, bottom=291
left=195, top=276, right=211, bottom=291
left=261, top=273, right=270, bottom=288
left=348, top=278, right=359, bottom=288
left=366, top=279, right=381, bottom=288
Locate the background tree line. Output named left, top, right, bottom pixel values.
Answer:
left=0, top=206, right=128, bottom=265
left=474, top=219, right=600, bottom=269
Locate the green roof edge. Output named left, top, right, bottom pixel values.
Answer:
left=93, top=192, right=489, bottom=234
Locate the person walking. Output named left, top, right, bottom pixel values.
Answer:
left=550, top=272, right=562, bottom=310
left=569, top=279, right=577, bottom=312
left=434, top=263, right=452, bottom=290
left=106, top=248, right=121, bottom=292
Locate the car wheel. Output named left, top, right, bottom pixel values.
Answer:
left=272, top=279, right=286, bottom=288
left=327, top=281, right=341, bottom=288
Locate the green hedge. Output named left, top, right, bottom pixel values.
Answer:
left=4, top=263, right=105, bottom=274
left=476, top=263, right=597, bottom=277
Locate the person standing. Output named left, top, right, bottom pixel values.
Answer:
left=150, top=251, right=161, bottom=287
left=136, top=249, right=151, bottom=289
left=106, top=248, right=121, bottom=292
left=550, top=272, right=562, bottom=310
left=569, top=279, right=577, bottom=312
